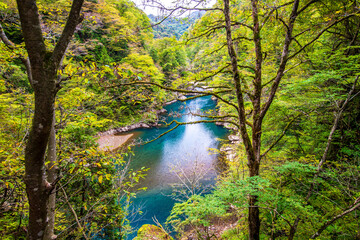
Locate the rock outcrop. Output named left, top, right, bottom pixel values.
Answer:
left=97, top=122, right=160, bottom=137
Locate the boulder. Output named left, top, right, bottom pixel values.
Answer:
left=164, top=99, right=177, bottom=106
left=177, top=95, right=187, bottom=100
left=134, top=224, right=173, bottom=240
left=228, top=135, right=240, bottom=142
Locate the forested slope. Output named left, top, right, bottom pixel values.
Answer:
left=148, top=11, right=204, bottom=39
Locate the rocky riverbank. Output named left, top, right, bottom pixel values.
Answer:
left=97, top=122, right=161, bottom=137
left=96, top=122, right=162, bottom=151
left=220, top=134, right=241, bottom=162
left=96, top=97, right=178, bottom=151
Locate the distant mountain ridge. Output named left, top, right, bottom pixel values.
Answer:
left=148, top=11, right=204, bottom=39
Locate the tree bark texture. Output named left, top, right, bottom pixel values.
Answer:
left=15, top=0, right=84, bottom=239
left=44, top=115, right=57, bottom=240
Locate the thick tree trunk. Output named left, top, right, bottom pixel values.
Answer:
left=248, top=163, right=260, bottom=240
left=24, top=72, right=56, bottom=240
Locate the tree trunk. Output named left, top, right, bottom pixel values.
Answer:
left=248, top=162, right=260, bottom=240
left=44, top=115, right=57, bottom=240
left=223, top=0, right=261, bottom=238
left=24, top=71, right=56, bottom=240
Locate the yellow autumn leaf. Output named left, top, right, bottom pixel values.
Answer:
left=99, top=175, right=103, bottom=184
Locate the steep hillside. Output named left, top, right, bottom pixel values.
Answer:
left=148, top=11, right=204, bottom=39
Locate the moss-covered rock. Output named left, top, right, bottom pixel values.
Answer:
left=134, top=224, right=173, bottom=240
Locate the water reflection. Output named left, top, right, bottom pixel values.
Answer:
left=127, top=96, right=228, bottom=237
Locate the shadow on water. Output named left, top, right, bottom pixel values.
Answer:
left=125, top=96, right=229, bottom=239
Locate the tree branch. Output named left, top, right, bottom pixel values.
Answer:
left=261, top=1, right=295, bottom=30
left=51, top=0, right=84, bottom=68
left=260, top=113, right=301, bottom=159
left=16, top=0, right=47, bottom=68
left=143, top=119, right=227, bottom=145
left=224, top=0, right=254, bottom=162
left=289, top=76, right=359, bottom=240
left=60, top=184, right=89, bottom=240
left=106, top=80, right=240, bottom=113
left=0, top=23, right=34, bottom=87
left=0, top=23, right=15, bottom=49
left=260, top=0, right=300, bottom=120
left=288, top=12, right=360, bottom=60
left=311, top=197, right=360, bottom=239
left=193, top=63, right=231, bottom=83
left=296, top=0, right=319, bottom=16
left=316, top=76, right=358, bottom=172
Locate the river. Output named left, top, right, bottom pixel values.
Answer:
left=126, top=96, right=228, bottom=238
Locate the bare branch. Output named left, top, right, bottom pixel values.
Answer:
left=106, top=80, right=240, bottom=113
left=143, top=119, right=226, bottom=144
left=311, top=197, right=360, bottom=239
left=288, top=12, right=360, bottom=60
left=0, top=23, right=15, bottom=49
left=20, top=57, right=34, bottom=88
left=261, top=1, right=295, bottom=30
left=292, top=28, right=311, bottom=39
left=260, top=113, right=301, bottom=158
left=232, top=21, right=253, bottom=30
left=316, top=76, right=358, bottom=171
left=260, top=0, right=300, bottom=120
left=188, top=110, right=241, bottom=128
left=186, top=24, right=225, bottom=42
left=143, top=0, right=222, bottom=13
left=296, top=0, right=319, bottom=16
left=193, top=63, right=231, bottom=83
left=224, top=0, right=254, bottom=161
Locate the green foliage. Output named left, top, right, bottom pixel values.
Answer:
left=56, top=148, right=148, bottom=239
left=0, top=87, right=32, bottom=238
left=169, top=160, right=359, bottom=239
left=134, top=224, right=173, bottom=240
left=149, top=37, right=187, bottom=79
left=70, top=0, right=152, bottom=62
left=121, top=53, right=164, bottom=83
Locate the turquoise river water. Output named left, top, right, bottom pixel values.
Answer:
left=126, top=96, right=228, bottom=238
